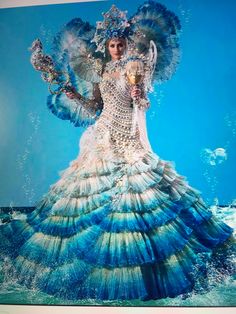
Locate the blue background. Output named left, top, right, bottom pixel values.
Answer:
left=0, top=0, right=235, bottom=206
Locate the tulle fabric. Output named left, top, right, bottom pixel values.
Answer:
left=0, top=126, right=234, bottom=301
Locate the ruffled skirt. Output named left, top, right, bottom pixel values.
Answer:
left=0, top=126, right=235, bottom=300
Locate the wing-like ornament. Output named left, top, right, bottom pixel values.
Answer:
left=129, top=0, right=181, bottom=83
left=143, top=40, right=158, bottom=91
left=31, top=18, right=104, bottom=127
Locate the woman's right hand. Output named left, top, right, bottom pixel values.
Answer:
left=65, top=91, right=76, bottom=99
left=131, top=85, right=141, bottom=99
left=64, top=86, right=80, bottom=100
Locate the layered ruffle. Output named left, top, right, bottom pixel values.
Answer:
left=0, top=148, right=234, bottom=301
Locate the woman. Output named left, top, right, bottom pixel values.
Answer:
left=1, top=1, right=235, bottom=301
left=66, top=38, right=142, bottom=101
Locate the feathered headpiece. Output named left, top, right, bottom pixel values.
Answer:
left=33, top=1, right=182, bottom=128
left=47, top=1, right=181, bottom=86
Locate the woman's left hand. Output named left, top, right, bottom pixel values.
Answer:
left=131, top=85, right=141, bottom=99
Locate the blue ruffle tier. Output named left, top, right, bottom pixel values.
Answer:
left=0, top=152, right=234, bottom=300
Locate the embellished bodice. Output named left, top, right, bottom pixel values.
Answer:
left=95, top=60, right=143, bottom=153
left=99, top=76, right=133, bottom=137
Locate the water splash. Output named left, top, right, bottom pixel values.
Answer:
left=0, top=272, right=235, bottom=306
left=11, top=211, right=27, bottom=221
left=0, top=204, right=27, bottom=225
left=201, top=147, right=227, bottom=166
left=200, top=111, right=235, bottom=204
left=1, top=203, right=234, bottom=306
left=210, top=199, right=236, bottom=235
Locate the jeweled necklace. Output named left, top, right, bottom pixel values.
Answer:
left=105, top=58, right=126, bottom=74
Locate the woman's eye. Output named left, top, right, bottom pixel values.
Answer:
left=110, top=44, right=115, bottom=48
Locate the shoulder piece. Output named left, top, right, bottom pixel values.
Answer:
left=52, top=18, right=105, bottom=96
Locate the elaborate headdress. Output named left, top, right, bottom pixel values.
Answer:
left=92, top=5, right=131, bottom=54
left=33, top=1, right=181, bottom=127
left=46, top=1, right=181, bottom=85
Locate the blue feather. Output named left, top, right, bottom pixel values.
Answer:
left=130, top=0, right=181, bottom=83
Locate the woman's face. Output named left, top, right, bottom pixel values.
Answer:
left=107, top=39, right=126, bottom=61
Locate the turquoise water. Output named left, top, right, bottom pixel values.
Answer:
left=0, top=206, right=235, bottom=306
left=0, top=272, right=235, bottom=306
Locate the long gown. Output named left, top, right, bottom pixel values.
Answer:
left=0, top=59, right=235, bottom=301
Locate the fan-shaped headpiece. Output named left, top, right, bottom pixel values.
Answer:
left=92, top=4, right=143, bottom=54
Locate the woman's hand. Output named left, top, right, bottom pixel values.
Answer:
left=131, top=85, right=141, bottom=99
left=130, top=85, right=150, bottom=110
left=64, top=86, right=81, bottom=100
left=65, top=91, right=76, bottom=99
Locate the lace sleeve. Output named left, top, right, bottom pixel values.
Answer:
left=47, top=83, right=103, bottom=127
